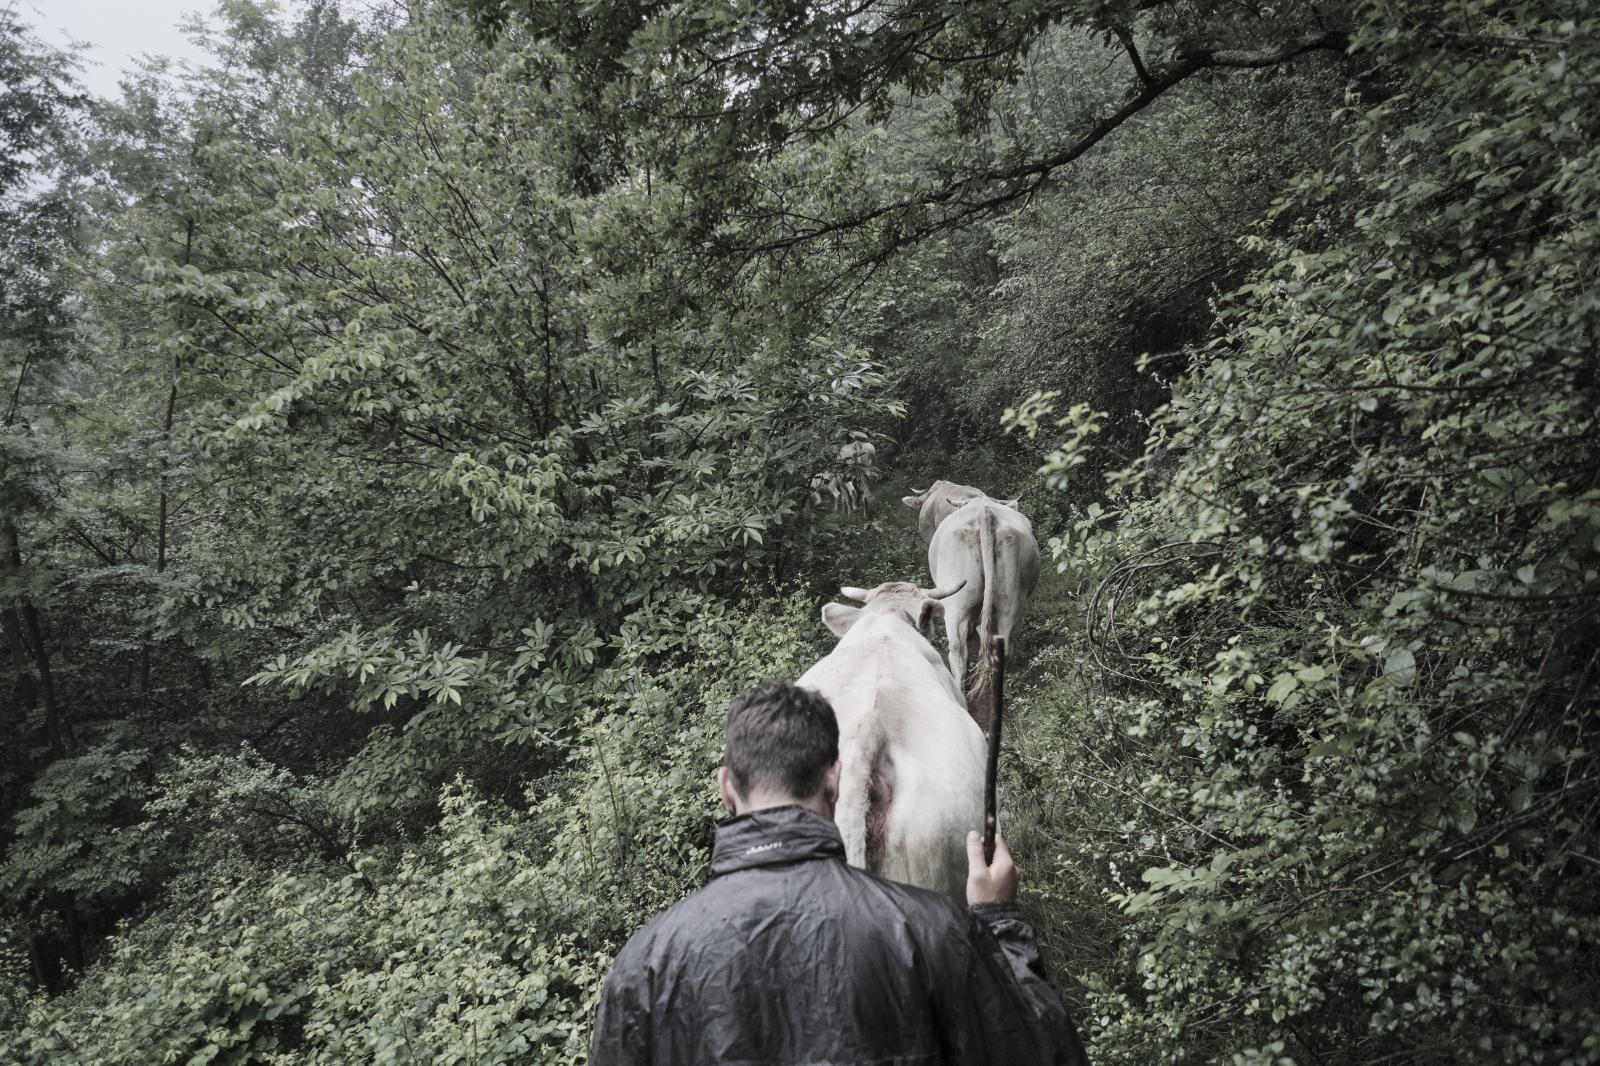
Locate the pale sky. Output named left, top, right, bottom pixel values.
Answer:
left=28, top=0, right=212, bottom=100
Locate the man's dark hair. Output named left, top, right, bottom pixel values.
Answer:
left=724, top=681, right=839, bottom=799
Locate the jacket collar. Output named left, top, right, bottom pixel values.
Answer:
left=710, top=804, right=845, bottom=877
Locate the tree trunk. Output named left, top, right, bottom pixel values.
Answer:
left=5, top=522, right=69, bottom=756
left=2, top=602, right=38, bottom=822
left=25, top=927, right=55, bottom=989
left=142, top=217, right=191, bottom=695
left=140, top=376, right=178, bottom=695
left=57, top=892, right=85, bottom=975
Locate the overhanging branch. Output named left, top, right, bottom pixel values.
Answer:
left=730, top=28, right=1349, bottom=257
left=1114, top=26, right=1154, bottom=86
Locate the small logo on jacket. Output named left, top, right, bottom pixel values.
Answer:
left=744, top=842, right=784, bottom=855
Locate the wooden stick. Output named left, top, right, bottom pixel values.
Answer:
left=982, top=635, right=1007, bottom=864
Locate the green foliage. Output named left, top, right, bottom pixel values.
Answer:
left=2, top=4, right=89, bottom=771
left=1, top=746, right=154, bottom=911
left=978, top=35, right=1345, bottom=451
left=2, top=591, right=826, bottom=1065
left=7, top=0, right=1598, bottom=1063
left=3, top=0, right=895, bottom=1002
left=117, top=1, right=894, bottom=819
left=1016, top=1, right=1600, bottom=1060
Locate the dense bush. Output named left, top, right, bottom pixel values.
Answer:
left=1014, top=1, right=1600, bottom=1059
left=1, top=592, right=826, bottom=1064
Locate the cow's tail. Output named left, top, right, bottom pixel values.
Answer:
left=836, top=732, right=893, bottom=873
left=835, top=735, right=873, bottom=868
left=966, top=506, right=999, bottom=727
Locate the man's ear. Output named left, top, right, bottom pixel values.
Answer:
left=822, top=602, right=860, bottom=636
left=717, top=766, right=741, bottom=815
left=820, top=760, right=841, bottom=812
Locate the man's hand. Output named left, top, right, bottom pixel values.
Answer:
left=966, top=829, right=1020, bottom=905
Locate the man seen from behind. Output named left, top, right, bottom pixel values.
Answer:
left=589, top=680, right=1090, bottom=1065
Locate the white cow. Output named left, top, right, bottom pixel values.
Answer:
left=901, top=480, right=1018, bottom=544
left=799, top=580, right=981, bottom=900
left=810, top=471, right=844, bottom=510
left=929, top=498, right=1041, bottom=730
left=838, top=439, right=877, bottom=515
left=810, top=440, right=878, bottom=515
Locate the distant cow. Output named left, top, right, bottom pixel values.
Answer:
left=901, top=480, right=1018, bottom=544
left=810, top=471, right=844, bottom=510
left=929, top=498, right=1040, bottom=730
left=838, top=439, right=877, bottom=515
left=798, top=580, right=979, bottom=900
left=811, top=439, right=878, bottom=515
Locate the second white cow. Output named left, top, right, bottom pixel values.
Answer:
left=930, top=498, right=1041, bottom=730
left=798, top=580, right=981, bottom=900
left=901, top=480, right=1018, bottom=544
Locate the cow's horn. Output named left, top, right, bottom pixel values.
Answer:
left=839, top=585, right=872, bottom=602
left=925, top=579, right=967, bottom=600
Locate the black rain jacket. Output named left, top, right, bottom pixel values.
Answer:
left=589, top=805, right=1089, bottom=1065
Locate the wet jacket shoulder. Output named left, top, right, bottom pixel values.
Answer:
left=589, top=805, right=1088, bottom=1066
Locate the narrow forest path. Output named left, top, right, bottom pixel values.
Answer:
left=805, top=454, right=1116, bottom=1005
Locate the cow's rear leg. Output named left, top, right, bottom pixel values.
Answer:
left=963, top=622, right=996, bottom=731
left=947, top=611, right=973, bottom=692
